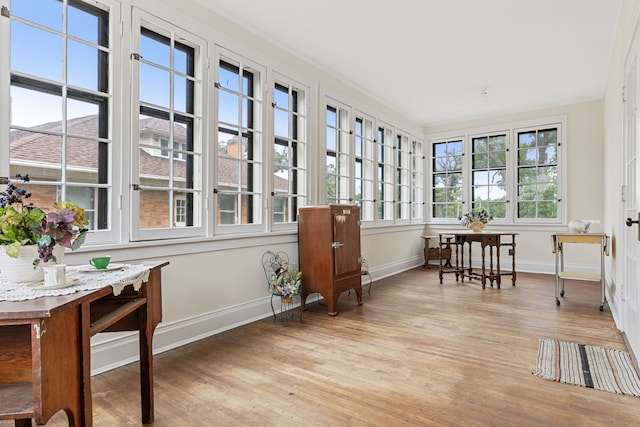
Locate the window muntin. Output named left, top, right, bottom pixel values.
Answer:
left=216, top=58, right=262, bottom=227
left=272, top=80, right=307, bottom=225
left=431, top=139, right=463, bottom=219
left=8, top=0, right=111, bottom=232
left=517, top=127, right=558, bottom=219
left=471, top=133, right=507, bottom=219
left=133, top=23, right=202, bottom=236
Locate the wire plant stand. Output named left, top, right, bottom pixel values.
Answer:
left=262, top=250, right=302, bottom=326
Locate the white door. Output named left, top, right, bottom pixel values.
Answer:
left=623, top=42, right=640, bottom=353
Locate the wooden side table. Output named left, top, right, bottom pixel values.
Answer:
left=422, top=235, right=452, bottom=269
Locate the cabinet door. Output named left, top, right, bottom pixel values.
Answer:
left=332, top=208, right=361, bottom=277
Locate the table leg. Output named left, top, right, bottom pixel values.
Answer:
left=495, top=243, right=501, bottom=289
left=438, top=235, right=444, bottom=284
left=81, top=301, right=93, bottom=427
left=139, top=303, right=154, bottom=424
left=481, top=244, right=486, bottom=289
left=510, top=236, right=516, bottom=286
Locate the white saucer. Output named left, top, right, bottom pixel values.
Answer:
left=27, top=278, right=80, bottom=290
left=78, top=263, right=126, bottom=273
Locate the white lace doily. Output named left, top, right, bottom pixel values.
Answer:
left=0, top=264, right=151, bottom=302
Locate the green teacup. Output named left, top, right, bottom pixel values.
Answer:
left=90, top=256, right=111, bottom=270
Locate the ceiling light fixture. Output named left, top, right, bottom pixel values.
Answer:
left=479, top=88, right=489, bottom=103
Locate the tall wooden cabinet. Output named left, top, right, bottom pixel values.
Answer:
left=298, top=204, right=363, bottom=316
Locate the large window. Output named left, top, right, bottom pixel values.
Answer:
left=516, top=127, right=559, bottom=219
left=396, top=132, right=411, bottom=221
left=471, top=133, right=507, bottom=219
left=411, top=138, right=424, bottom=221
left=272, top=79, right=307, bottom=225
left=131, top=14, right=203, bottom=239
left=326, top=104, right=350, bottom=204
left=324, top=99, right=423, bottom=224
left=431, top=139, right=463, bottom=219
left=7, top=0, right=111, bottom=233
left=377, top=125, right=394, bottom=221
left=355, top=114, right=375, bottom=221
left=429, top=120, right=563, bottom=223
left=216, top=56, right=263, bottom=227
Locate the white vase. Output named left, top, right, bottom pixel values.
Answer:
left=0, top=245, right=65, bottom=283
left=568, top=220, right=590, bottom=233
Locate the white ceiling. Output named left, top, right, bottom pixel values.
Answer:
left=196, top=0, right=622, bottom=126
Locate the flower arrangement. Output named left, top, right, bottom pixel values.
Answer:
left=0, top=174, right=89, bottom=266
left=264, top=251, right=302, bottom=297
left=460, top=207, right=493, bottom=226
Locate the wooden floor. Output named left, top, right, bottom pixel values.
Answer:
left=5, top=267, right=640, bottom=426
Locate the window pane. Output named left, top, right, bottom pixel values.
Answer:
left=10, top=86, right=62, bottom=128
left=274, top=109, right=288, bottom=138
left=68, top=41, right=98, bottom=90
left=68, top=3, right=100, bottom=44
left=67, top=137, right=101, bottom=183
left=174, top=75, right=188, bottom=113
left=140, top=31, right=170, bottom=68
left=218, top=91, right=239, bottom=125
left=13, top=0, right=63, bottom=31
left=67, top=100, right=100, bottom=137
left=140, top=63, right=170, bottom=108
left=139, top=189, right=170, bottom=228
left=11, top=131, right=63, bottom=181
left=174, top=47, right=188, bottom=75
left=274, top=85, right=288, bottom=108
left=11, top=21, right=63, bottom=82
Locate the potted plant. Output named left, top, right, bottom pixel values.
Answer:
left=460, top=207, right=493, bottom=232
left=0, top=174, right=89, bottom=282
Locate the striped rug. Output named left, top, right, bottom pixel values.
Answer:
left=533, top=338, right=640, bottom=397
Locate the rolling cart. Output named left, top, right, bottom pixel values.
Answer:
left=551, top=233, right=609, bottom=311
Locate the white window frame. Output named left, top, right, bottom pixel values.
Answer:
left=468, top=130, right=510, bottom=223
left=130, top=9, right=206, bottom=241
left=354, top=110, right=376, bottom=223
left=395, top=130, right=411, bottom=224
left=1, top=0, right=122, bottom=246
left=429, top=136, right=465, bottom=223
left=213, top=47, right=265, bottom=235
left=324, top=98, right=352, bottom=205
left=411, top=137, right=425, bottom=222
left=269, top=71, right=309, bottom=232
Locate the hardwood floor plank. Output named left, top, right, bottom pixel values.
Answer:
left=3, top=269, right=639, bottom=426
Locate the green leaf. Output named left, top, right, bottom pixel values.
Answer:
left=71, top=231, right=87, bottom=251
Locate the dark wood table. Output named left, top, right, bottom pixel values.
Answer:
left=0, top=261, right=168, bottom=426
left=438, top=231, right=517, bottom=289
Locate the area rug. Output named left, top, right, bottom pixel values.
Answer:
left=533, top=338, right=640, bottom=397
